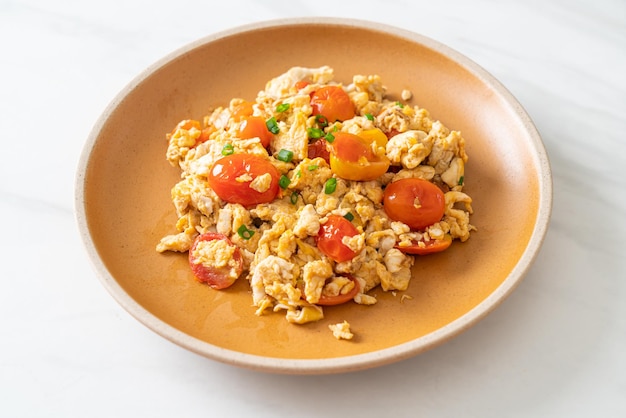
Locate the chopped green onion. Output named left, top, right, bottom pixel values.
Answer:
left=307, top=127, right=323, bottom=139
left=307, top=165, right=318, bottom=171
left=365, top=113, right=374, bottom=121
left=221, top=144, right=234, bottom=156
left=315, top=114, right=329, bottom=128
left=458, top=176, right=465, bottom=186
left=276, top=103, right=290, bottom=113
left=266, top=117, right=280, bottom=134
left=279, top=174, right=291, bottom=189
left=395, top=101, right=405, bottom=108
left=237, top=224, right=255, bottom=240
left=324, top=132, right=335, bottom=143
left=277, top=149, right=294, bottom=163
left=343, top=212, right=354, bottom=222
left=290, top=191, right=299, bottom=205
left=295, top=169, right=302, bottom=178
left=324, top=178, right=337, bottom=194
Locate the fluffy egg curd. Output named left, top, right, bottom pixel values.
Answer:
left=156, top=66, right=475, bottom=340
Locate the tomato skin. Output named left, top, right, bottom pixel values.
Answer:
left=238, top=116, right=273, bottom=148
left=207, top=154, right=279, bottom=207
left=316, top=215, right=360, bottom=263
left=329, top=132, right=390, bottom=181
left=310, top=86, right=355, bottom=122
left=396, top=235, right=452, bottom=255
left=383, top=178, right=445, bottom=230
left=189, top=233, right=243, bottom=289
left=307, top=139, right=330, bottom=162
left=317, top=275, right=360, bottom=306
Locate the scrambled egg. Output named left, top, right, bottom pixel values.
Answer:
left=157, top=66, right=475, bottom=340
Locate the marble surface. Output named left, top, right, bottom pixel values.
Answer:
left=1, top=0, right=625, bottom=416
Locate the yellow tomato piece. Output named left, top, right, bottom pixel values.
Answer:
left=329, top=131, right=390, bottom=181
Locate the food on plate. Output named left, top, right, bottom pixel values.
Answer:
left=156, top=66, right=475, bottom=339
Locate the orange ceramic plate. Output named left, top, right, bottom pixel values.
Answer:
left=75, top=18, right=552, bottom=374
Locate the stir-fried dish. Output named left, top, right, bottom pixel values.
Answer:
left=156, top=66, right=475, bottom=339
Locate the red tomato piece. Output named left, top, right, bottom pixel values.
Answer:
left=316, top=215, right=360, bottom=263
left=317, top=275, right=360, bottom=306
left=396, top=235, right=452, bottom=255
left=207, top=154, right=279, bottom=207
left=238, top=116, right=273, bottom=148
left=383, top=178, right=445, bottom=230
left=307, top=139, right=330, bottom=163
left=188, top=233, right=243, bottom=289
left=310, top=86, right=355, bottom=122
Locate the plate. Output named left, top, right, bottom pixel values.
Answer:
left=75, top=18, right=552, bottom=374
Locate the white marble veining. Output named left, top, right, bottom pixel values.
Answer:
left=1, top=0, right=625, bottom=416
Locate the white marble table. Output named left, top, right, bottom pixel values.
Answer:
left=2, top=1, right=625, bottom=416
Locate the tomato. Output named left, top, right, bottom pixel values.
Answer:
left=310, top=86, right=355, bottom=122
left=317, top=275, right=360, bottom=306
left=396, top=234, right=452, bottom=255
left=207, top=154, right=279, bottom=207
left=383, top=178, right=445, bottom=230
left=188, top=233, right=243, bottom=289
left=295, top=80, right=310, bottom=90
left=316, top=215, right=360, bottom=263
left=195, top=126, right=215, bottom=146
left=238, top=116, right=273, bottom=148
left=231, top=101, right=254, bottom=120
left=329, top=131, right=390, bottom=181
left=307, top=139, right=330, bottom=162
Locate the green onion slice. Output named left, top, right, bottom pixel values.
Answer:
left=307, top=127, right=323, bottom=139
left=237, top=224, right=255, bottom=240
left=458, top=176, right=465, bottom=186
left=266, top=117, right=280, bottom=134
left=276, top=103, right=290, bottom=113
left=315, top=114, right=329, bottom=128
left=221, top=144, right=234, bottom=156
left=307, top=165, right=318, bottom=171
left=324, top=132, right=335, bottom=143
left=279, top=174, right=291, bottom=189
left=365, top=113, right=374, bottom=121
left=343, top=212, right=355, bottom=222
left=324, top=178, right=337, bottom=194
left=290, top=191, right=299, bottom=205
left=277, top=149, right=294, bottom=163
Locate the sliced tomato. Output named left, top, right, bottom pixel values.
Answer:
left=188, top=233, right=243, bottom=289
left=316, top=215, right=360, bottom=263
left=317, top=275, right=360, bottom=306
left=329, top=131, right=390, bottom=181
left=310, top=86, right=355, bottom=122
left=238, top=116, right=273, bottom=148
left=396, top=234, right=452, bottom=255
left=383, top=178, right=445, bottom=230
left=207, top=153, right=279, bottom=207
left=307, top=139, right=330, bottom=163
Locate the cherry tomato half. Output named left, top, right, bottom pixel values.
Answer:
left=317, top=275, right=360, bottom=306
left=329, top=131, right=390, bottom=181
left=396, top=234, right=452, bottom=255
left=316, top=215, right=360, bottom=263
left=238, top=116, right=273, bottom=148
left=310, top=86, right=355, bottom=122
left=383, top=178, right=445, bottom=230
left=207, top=153, right=279, bottom=207
left=189, top=233, right=243, bottom=289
